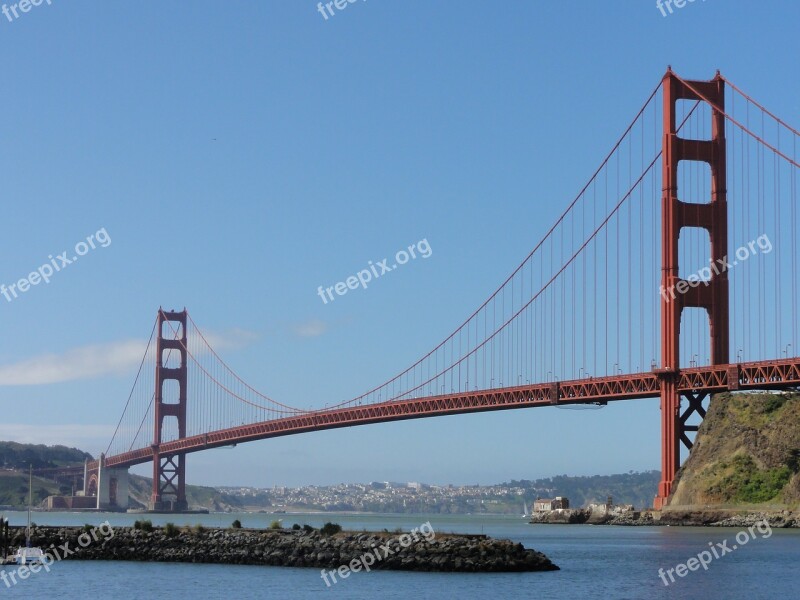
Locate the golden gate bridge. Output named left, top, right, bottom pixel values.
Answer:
left=43, top=69, right=800, bottom=512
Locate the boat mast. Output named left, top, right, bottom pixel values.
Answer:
left=26, top=465, right=32, bottom=547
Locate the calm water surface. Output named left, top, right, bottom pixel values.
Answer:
left=1, top=512, right=797, bottom=599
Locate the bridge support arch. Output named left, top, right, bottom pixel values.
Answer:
left=150, top=309, right=189, bottom=511
left=82, top=454, right=129, bottom=510
left=656, top=70, right=728, bottom=509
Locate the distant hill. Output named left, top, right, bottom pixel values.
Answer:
left=0, top=442, right=92, bottom=508
left=0, top=468, right=244, bottom=511
left=670, top=392, right=800, bottom=508
left=502, top=471, right=661, bottom=509
left=0, top=441, right=244, bottom=511
left=127, top=474, right=244, bottom=512
left=0, top=441, right=92, bottom=470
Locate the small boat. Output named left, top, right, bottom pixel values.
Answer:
left=522, top=502, right=530, bottom=518
left=14, top=467, right=44, bottom=566
left=14, top=546, right=45, bottom=566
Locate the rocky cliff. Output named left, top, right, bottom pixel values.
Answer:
left=669, top=391, right=800, bottom=509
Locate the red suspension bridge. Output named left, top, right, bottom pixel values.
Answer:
left=57, top=69, right=800, bottom=512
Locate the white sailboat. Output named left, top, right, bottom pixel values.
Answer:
left=522, top=502, right=529, bottom=518
left=14, top=467, right=44, bottom=565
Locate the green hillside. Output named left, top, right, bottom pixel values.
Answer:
left=0, top=471, right=68, bottom=507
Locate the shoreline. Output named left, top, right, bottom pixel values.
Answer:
left=529, top=508, right=800, bottom=527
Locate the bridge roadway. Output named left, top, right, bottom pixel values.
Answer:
left=71, top=357, right=799, bottom=474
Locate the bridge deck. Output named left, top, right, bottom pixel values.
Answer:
left=82, top=358, right=800, bottom=472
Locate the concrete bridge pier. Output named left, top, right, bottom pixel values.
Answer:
left=85, top=454, right=129, bottom=510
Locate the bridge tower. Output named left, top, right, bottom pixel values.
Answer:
left=656, top=69, right=729, bottom=509
left=150, top=309, right=189, bottom=511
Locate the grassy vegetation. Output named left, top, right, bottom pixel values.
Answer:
left=724, top=392, right=794, bottom=429
left=706, top=454, right=793, bottom=503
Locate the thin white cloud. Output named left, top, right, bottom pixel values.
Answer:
left=0, top=339, right=147, bottom=385
left=293, top=319, right=329, bottom=338
left=0, top=329, right=258, bottom=386
left=201, top=328, right=259, bottom=351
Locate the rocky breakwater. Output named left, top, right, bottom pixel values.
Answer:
left=11, top=525, right=559, bottom=573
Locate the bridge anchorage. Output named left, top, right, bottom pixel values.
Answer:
left=57, top=67, right=800, bottom=513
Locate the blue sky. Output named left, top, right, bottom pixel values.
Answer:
left=0, top=1, right=798, bottom=488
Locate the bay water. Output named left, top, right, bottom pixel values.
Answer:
left=1, top=511, right=796, bottom=599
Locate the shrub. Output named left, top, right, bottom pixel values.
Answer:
left=193, top=524, right=206, bottom=535
left=707, top=454, right=792, bottom=503
left=134, top=519, right=153, bottom=532
left=231, top=519, right=242, bottom=529
left=302, top=524, right=314, bottom=533
left=763, top=396, right=788, bottom=413
left=292, top=523, right=301, bottom=531
left=82, top=524, right=93, bottom=534
left=788, top=449, right=800, bottom=473
left=269, top=520, right=282, bottom=530
left=164, top=522, right=179, bottom=538
left=320, top=522, right=342, bottom=536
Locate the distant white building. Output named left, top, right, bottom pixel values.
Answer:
left=533, top=496, right=569, bottom=512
